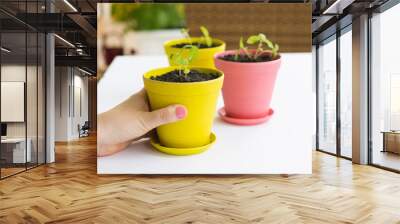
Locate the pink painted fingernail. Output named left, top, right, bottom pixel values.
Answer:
left=175, top=106, right=187, bottom=119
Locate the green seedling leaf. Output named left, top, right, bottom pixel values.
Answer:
left=200, top=26, right=212, bottom=47
left=181, top=28, right=192, bottom=45
left=263, top=38, right=274, bottom=50
left=184, top=44, right=199, bottom=62
left=181, top=28, right=190, bottom=38
left=183, top=67, right=190, bottom=75
left=200, top=26, right=209, bottom=38
left=272, top=43, right=279, bottom=58
left=258, top=33, right=267, bottom=42
left=171, top=45, right=199, bottom=76
left=234, top=36, right=253, bottom=61
left=239, top=37, right=245, bottom=49
left=245, top=33, right=280, bottom=60
left=247, top=35, right=260, bottom=45
left=235, top=37, right=245, bottom=61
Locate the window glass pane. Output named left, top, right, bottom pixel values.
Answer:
left=27, top=30, right=38, bottom=169
left=0, top=0, right=46, bottom=179
left=38, top=32, right=45, bottom=165
left=371, top=3, right=400, bottom=171
left=26, top=0, right=40, bottom=169
left=340, top=29, right=352, bottom=158
left=318, top=37, right=337, bottom=154
left=1, top=30, right=28, bottom=177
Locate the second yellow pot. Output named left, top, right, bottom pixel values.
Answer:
left=164, top=38, right=226, bottom=69
left=143, top=66, right=223, bottom=154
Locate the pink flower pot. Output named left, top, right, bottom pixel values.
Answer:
left=214, top=50, right=281, bottom=120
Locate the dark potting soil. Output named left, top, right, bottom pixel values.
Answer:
left=172, top=42, right=220, bottom=49
left=151, top=69, right=220, bottom=83
left=220, top=54, right=273, bottom=63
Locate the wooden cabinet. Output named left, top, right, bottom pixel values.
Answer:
left=382, top=132, right=400, bottom=154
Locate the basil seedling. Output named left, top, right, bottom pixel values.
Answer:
left=171, top=45, right=199, bottom=76
left=246, top=33, right=279, bottom=59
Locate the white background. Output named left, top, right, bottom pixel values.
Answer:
left=98, top=54, right=313, bottom=174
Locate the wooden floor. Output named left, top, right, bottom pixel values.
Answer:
left=1, top=167, right=26, bottom=178
left=1, top=135, right=400, bottom=223
left=373, top=150, right=400, bottom=171
left=1, top=163, right=45, bottom=178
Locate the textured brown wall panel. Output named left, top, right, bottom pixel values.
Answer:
left=185, top=3, right=311, bottom=52
left=88, top=77, right=97, bottom=132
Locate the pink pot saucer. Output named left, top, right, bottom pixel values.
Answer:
left=218, top=107, right=274, bottom=125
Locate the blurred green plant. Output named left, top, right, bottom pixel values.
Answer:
left=111, top=3, right=185, bottom=31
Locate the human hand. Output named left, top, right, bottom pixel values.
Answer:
left=97, top=89, right=187, bottom=157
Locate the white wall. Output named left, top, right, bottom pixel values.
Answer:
left=71, top=73, right=89, bottom=138
left=54, top=67, right=89, bottom=141
left=1, top=65, right=37, bottom=138
left=1, top=65, right=26, bottom=138
left=55, top=67, right=69, bottom=141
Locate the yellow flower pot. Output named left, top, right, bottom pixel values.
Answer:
left=143, top=66, right=224, bottom=155
left=164, top=38, right=226, bottom=69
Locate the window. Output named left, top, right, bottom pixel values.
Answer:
left=0, top=1, right=47, bottom=179
left=318, top=36, right=337, bottom=155
left=370, top=2, right=400, bottom=171
left=340, top=28, right=352, bottom=158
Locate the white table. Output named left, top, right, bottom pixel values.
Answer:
left=1, top=138, right=31, bottom=163
left=98, top=54, right=313, bottom=174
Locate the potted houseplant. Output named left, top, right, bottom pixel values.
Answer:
left=214, top=33, right=281, bottom=125
left=143, top=45, right=224, bottom=155
left=111, top=3, right=185, bottom=55
left=164, top=26, right=226, bottom=68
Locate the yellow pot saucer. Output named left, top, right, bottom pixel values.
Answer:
left=150, top=133, right=216, bottom=156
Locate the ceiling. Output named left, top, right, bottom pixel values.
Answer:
left=311, top=0, right=391, bottom=43
left=0, top=0, right=98, bottom=74
left=1, top=0, right=393, bottom=72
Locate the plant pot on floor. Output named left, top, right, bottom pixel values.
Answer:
left=164, top=38, right=225, bottom=68
left=143, top=66, right=223, bottom=155
left=214, top=50, right=281, bottom=125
